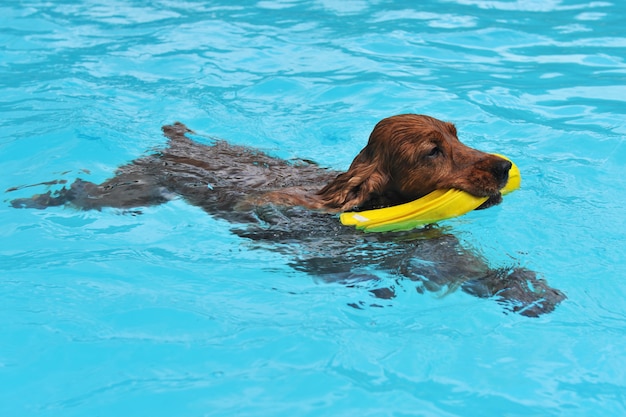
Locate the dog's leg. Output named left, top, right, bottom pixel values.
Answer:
left=382, top=234, right=566, bottom=317
left=9, top=125, right=191, bottom=211
left=461, top=268, right=567, bottom=317
left=10, top=175, right=175, bottom=211
left=10, top=188, right=73, bottom=209
left=10, top=156, right=176, bottom=212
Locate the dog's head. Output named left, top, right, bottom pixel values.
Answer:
left=318, top=114, right=512, bottom=211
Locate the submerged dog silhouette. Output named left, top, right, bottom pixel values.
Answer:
left=9, top=115, right=565, bottom=316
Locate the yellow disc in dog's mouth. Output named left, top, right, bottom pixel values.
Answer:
left=340, top=155, right=521, bottom=233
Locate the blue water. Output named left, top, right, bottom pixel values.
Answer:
left=1, top=0, right=625, bottom=415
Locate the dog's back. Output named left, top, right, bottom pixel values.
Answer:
left=12, top=122, right=336, bottom=221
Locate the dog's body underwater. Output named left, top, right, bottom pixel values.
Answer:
left=9, top=115, right=565, bottom=316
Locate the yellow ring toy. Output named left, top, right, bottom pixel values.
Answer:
left=340, top=154, right=521, bottom=233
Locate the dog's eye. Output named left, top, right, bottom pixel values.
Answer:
left=426, top=146, right=441, bottom=158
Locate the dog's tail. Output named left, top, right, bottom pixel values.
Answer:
left=162, top=122, right=194, bottom=144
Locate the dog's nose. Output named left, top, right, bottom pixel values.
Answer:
left=492, top=159, right=512, bottom=184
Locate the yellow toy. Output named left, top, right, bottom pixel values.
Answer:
left=340, top=155, right=521, bottom=232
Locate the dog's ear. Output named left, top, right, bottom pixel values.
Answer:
left=317, top=149, right=389, bottom=211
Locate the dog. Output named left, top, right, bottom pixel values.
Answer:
left=8, top=114, right=565, bottom=316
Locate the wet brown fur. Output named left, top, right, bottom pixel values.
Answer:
left=314, top=114, right=511, bottom=211
left=8, top=114, right=565, bottom=317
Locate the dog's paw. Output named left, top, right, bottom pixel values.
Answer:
left=462, top=267, right=566, bottom=317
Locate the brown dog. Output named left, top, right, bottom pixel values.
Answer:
left=9, top=114, right=565, bottom=316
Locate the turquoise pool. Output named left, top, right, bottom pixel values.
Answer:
left=2, top=0, right=625, bottom=415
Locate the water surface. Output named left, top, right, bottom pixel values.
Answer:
left=1, top=1, right=625, bottom=416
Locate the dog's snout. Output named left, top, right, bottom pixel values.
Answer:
left=492, top=159, right=512, bottom=184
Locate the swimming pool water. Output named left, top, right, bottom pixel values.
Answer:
left=1, top=1, right=625, bottom=416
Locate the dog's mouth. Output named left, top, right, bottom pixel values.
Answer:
left=475, top=193, right=502, bottom=210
